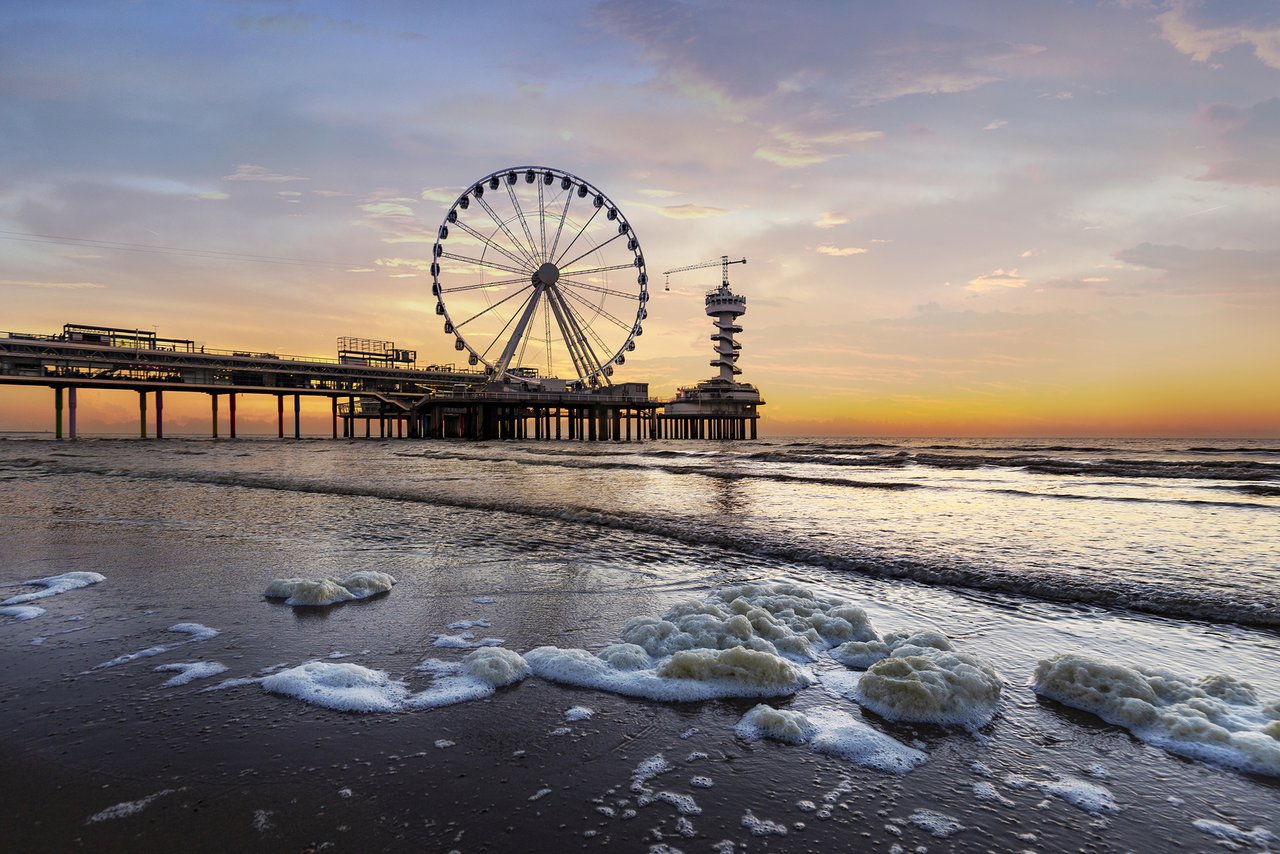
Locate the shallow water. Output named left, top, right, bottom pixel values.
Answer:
left=1, top=437, right=1277, bottom=851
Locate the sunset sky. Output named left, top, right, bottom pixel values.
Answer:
left=2, top=0, right=1278, bottom=436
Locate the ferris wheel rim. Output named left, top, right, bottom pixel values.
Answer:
left=430, top=165, right=648, bottom=386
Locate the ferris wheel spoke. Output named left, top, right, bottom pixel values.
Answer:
left=549, top=288, right=606, bottom=381
left=440, top=275, right=530, bottom=294
left=547, top=292, right=588, bottom=380
left=553, top=204, right=604, bottom=267
left=452, top=220, right=532, bottom=271
left=559, top=285, right=634, bottom=334
left=543, top=299, right=553, bottom=379
left=478, top=288, right=538, bottom=362
left=537, top=181, right=548, bottom=260
left=505, top=182, right=542, bottom=263
left=473, top=192, right=540, bottom=267
left=558, top=277, right=640, bottom=300
left=559, top=231, right=628, bottom=271
left=548, top=190, right=574, bottom=261
left=440, top=252, right=529, bottom=278
left=556, top=286, right=613, bottom=360
left=454, top=283, right=534, bottom=329
left=559, top=261, right=635, bottom=279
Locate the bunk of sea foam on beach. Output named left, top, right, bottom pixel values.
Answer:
left=0, top=605, right=45, bottom=621
left=1033, top=653, right=1280, bottom=776
left=154, top=661, right=228, bottom=687
left=261, top=661, right=410, bottom=712
left=2, top=571, right=105, bottom=606
left=335, top=571, right=396, bottom=599
left=525, top=644, right=812, bottom=702
left=735, top=704, right=927, bottom=773
left=618, top=583, right=878, bottom=663
left=525, top=583, right=891, bottom=702
left=263, top=571, right=396, bottom=607
left=855, top=644, right=1003, bottom=729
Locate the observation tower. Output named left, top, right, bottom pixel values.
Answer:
left=659, top=256, right=764, bottom=439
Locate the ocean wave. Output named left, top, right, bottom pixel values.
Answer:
left=386, top=450, right=922, bottom=492
left=32, top=461, right=1280, bottom=630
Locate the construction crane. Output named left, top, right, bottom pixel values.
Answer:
left=662, top=255, right=746, bottom=291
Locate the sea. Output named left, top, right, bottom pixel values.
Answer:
left=0, top=435, right=1277, bottom=851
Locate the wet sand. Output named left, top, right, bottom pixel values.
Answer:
left=3, top=574, right=1278, bottom=852
left=2, top=441, right=1278, bottom=851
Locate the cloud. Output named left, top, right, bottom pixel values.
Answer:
left=640, top=188, right=679, bottom=199
left=374, top=257, right=432, bottom=271
left=965, top=268, right=1028, bottom=292
left=223, top=164, right=309, bottom=183
left=983, top=119, right=1007, bottom=130
left=194, top=191, right=229, bottom=201
left=1114, top=242, right=1280, bottom=294
left=421, top=187, right=459, bottom=204
left=1197, top=98, right=1280, bottom=187
left=814, top=211, right=849, bottom=228
left=1, top=279, right=104, bottom=290
left=1156, top=0, right=1280, bottom=69
left=658, top=203, right=729, bottom=219
left=816, top=245, right=867, bottom=257
left=754, top=126, right=883, bottom=167
left=360, top=201, right=415, bottom=217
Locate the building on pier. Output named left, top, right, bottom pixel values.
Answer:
left=657, top=279, right=764, bottom=440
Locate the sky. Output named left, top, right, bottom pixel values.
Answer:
left=1, top=0, right=1278, bottom=437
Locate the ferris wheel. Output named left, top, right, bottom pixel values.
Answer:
left=431, top=166, right=648, bottom=387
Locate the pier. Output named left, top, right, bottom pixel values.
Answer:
left=1, top=324, right=760, bottom=440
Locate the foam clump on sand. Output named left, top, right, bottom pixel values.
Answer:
left=264, top=571, right=396, bottom=606
left=736, top=704, right=927, bottom=773
left=526, top=584, right=890, bottom=702
left=0, top=605, right=46, bottom=621
left=262, top=661, right=410, bottom=712
left=831, top=629, right=953, bottom=669
left=262, top=648, right=529, bottom=713
left=855, top=644, right=1003, bottom=729
left=526, top=644, right=811, bottom=702
left=154, top=661, right=228, bottom=687
left=1034, top=653, right=1280, bottom=776
left=735, top=704, right=817, bottom=744
left=619, top=583, right=877, bottom=662
left=3, top=571, right=105, bottom=605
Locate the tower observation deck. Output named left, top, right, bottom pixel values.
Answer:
left=659, top=257, right=764, bottom=440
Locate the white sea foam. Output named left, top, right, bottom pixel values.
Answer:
left=1003, top=772, right=1117, bottom=813
left=564, top=705, right=594, bottom=721
left=91, top=623, right=219, bottom=670
left=86, top=788, right=176, bottom=823
left=264, top=648, right=529, bottom=713
left=264, top=571, right=396, bottom=607
left=741, top=809, right=788, bottom=836
left=909, top=808, right=965, bottom=838
left=525, top=644, right=811, bottom=702
left=472, top=596, right=497, bottom=604
left=432, top=632, right=504, bottom=649
left=155, top=661, right=228, bottom=687
left=0, top=605, right=45, bottom=621
left=447, top=618, right=492, bottom=630
left=3, top=571, right=105, bottom=605
left=262, top=661, right=410, bottom=712
left=619, top=583, right=878, bottom=663
left=830, top=629, right=952, bottom=669
left=336, top=571, right=397, bottom=599
left=1192, top=818, right=1276, bottom=847
left=735, top=704, right=927, bottom=774
left=735, top=704, right=817, bottom=744
left=1033, top=653, right=1280, bottom=777
left=856, top=644, right=1003, bottom=729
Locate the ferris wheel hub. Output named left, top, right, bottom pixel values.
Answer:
left=534, top=262, right=560, bottom=287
